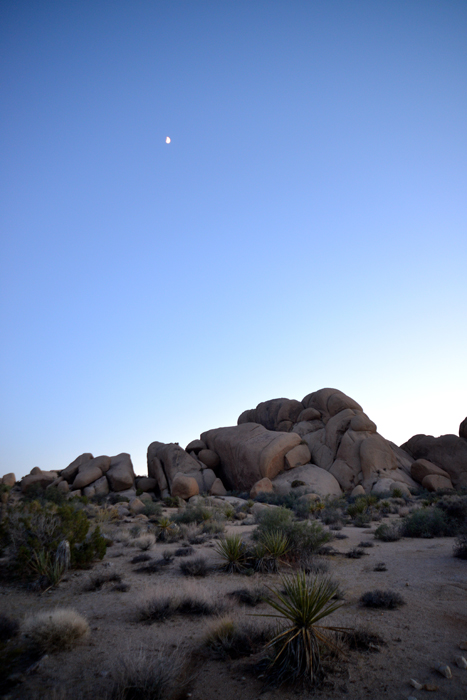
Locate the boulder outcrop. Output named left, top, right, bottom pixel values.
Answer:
left=401, top=434, right=467, bottom=489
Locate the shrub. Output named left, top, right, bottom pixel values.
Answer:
left=437, top=495, right=467, bottom=534
left=0, top=614, right=19, bottom=642
left=108, top=646, right=188, bottom=700
left=174, top=546, right=194, bottom=557
left=84, top=570, right=122, bottom=591
left=358, top=541, right=374, bottom=548
left=171, top=504, right=213, bottom=525
left=215, top=534, right=248, bottom=573
left=342, top=627, right=385, bottom=652
left=204, top=617, right=273, bottom=659
left=346, top=547, right=366, bottom=559
left=228, top=585, right=267, bottom=607
left=201, top=520, right=225, bottom=536
left=179, top=556, right=209, bottom=577
left=360, top=590, right=405, bottom=609
left=251, top=530, right=289, bottom=573
left=299, top=554, right=330, bottom=576
left=401, top=508, right=448, bottom=538
left=454, top=531, right=467, bottom=559
left=133, top=558, right=171, bottom=574
left=113, top=582, right=131, bottom=592
left=374, top=523, right=401, bottom=542
left=137, top=585, right=222, bottom=623
left=134, top=534, right=156, bottom=551
left=131, top=553, right=152, bottom=564
left=373, top=562, right=387, bottom=572
left=129, top=525, right=142, bottom=539
left=141, top=502, right=163, bottom=518
left=260, top=572, right=344, bottom=686
left=22, top=608, right=89, bottom=652
left=138, top=594, right=175, bottom=622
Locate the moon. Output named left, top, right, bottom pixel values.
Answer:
left=165, top=136, right=171, bottom=144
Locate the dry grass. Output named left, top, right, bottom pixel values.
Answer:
left=21, top=608, right=90, bottom=652
left=137, top=582, right=224, bottom=623
left=134, top=534, right=156, bottom=551
left=204, top=616, right=273, bottom=659
left=107, top=645, right=189, bottom=700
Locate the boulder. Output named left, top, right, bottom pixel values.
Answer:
left=2, top=473, right=16, bottom=487
left=147, top=442, right=202, bottom=492
left=129, top=498, right=146, bottom=514
left=68, top=489, right=82, bottom=498
left=61, top=453, right=93, bottom=483
left=351, top=485, right=366, bottom=497
left=359, top=434, right=397, bottom=483
left=422, top=474, right=453, bottom=492
left=329, top=459, right=357, bottom=492
left=72, top=465, right=103, bottom=491
left=272, top=465, right=342, bottom=498
left=297, top=407, right=321, bottom=422
left=83, top=485, right=96, bottom=498
left=301, top=429, right=334, bottom=470
left=135, top=477, right=157, bottom=492
left=93, top=475, right=109, bottom=497
left=411, top=459, right=451, bottom=484
left=292, top=421, right=323, bottom=437
left=402, top=434, right=467, bottom=489
left=185, top=439, right=207, bottom=454
left=191, top=468, right=217, bottom=493
left=371, top=478, right=396, bottom=496
left=21, top=471, right=58, bottom=493
left=79, top=455, right=111, bottom=474
left=198, top=449, right=220, bottom=470
left=116, top=488, right=137, bottom=501
left=240, top=398, right=304, bottom=431
left=209, top=478, right=227, bottom=496
left=284, top=444, right=311, bottom=470
left=171, top=474, right=199, bottom=500
left=301, top=388, right=363, bottom=419
left=201, top=423, right=301, bottom=491
left=107, top=453, right=135, bottom=492
left=250, top=477, right=273, bottom=499
left=325, top=409, right=356, bottom=454
left=460, top=417, right=467, bottom=440
left=350, top=413, right=377, bottom=433
left=57, top=480, right=69, bottom=494
left=30, top=467, right=42, bottom=475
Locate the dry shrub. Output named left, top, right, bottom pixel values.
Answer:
left=360, top=590, right=405, bottom=609
left=137, top=582, right=224, bottom=623
left=228, top=585, right=267, bottom=607
left=22, top=608, right=89, bottom=652
left=134, top=534, right=156, bottom=551
left=84, top=570, right=122, bottom=591
left=204, top=616, right=273, bottom=659
left=108, top=645, right=189, bottom=700
left=179, top=555, right=209, bottom=577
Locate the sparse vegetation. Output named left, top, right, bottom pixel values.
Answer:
left=228, top=585, right=267, bottom=607
left=179, top=555, right=209, bottom=577
left=22, top=608, right=90, bottom=652
left=374, top=522, right=402, bottom=541
left=453, top=530, right=467, bottom=559
left=215, top=534, right=248, bottom=573
left=204, top=617, right=273, bottom=659
left=342, top=627, right=385, bottom=652
left=401, top=508, right=449, bottom=538
left=360, top=590, right=405, bottom=609
left=137, top=585, right=223, bottom=623
left=108, top=645, right=188, bottom=700
left=84, top=569, right=122, bottom=591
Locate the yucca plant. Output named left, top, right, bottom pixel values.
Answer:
left=253, top=530, right=289, bottom=573
left=259, top=572, right=345, bottom=686
left=157, top=516, right=175, bottom=542
left=215, top=534, right=248, bottom=573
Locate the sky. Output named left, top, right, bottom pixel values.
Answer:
left=1, top=0, right=466, bottom=480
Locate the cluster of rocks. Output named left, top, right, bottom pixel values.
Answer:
left=4, top=387, right=467, bottom=502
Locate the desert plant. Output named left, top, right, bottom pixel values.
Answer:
left=373, top=562, right=387, bottom=571
left=204, top=617, right=273, bottom=659
left=342, top=627, right=385, bottom=652
left=174, top=546, right=194, bottom=557
left=156, top=516, right=178, bottom=542
left=299, top=554, right=330, bottom=576
left=401, top=508, right=448, bottom=538
left=360, top=590, right=405, bottom=609
left=84, top=570, right=122, bottom=591
left=138, top=585, right=222, bottom=623
left=129, top=525, right=142, bottom=539
left=453, top=530, right=467, bottom=559
left=113, top=582, right=131, bottom=592
left=22, top=608, right=89, bottom=652
left=134, top=534, right=156, bottom=551
left=201, top=520, right=225, bottom=536
left=138, top=594, right=175, bottom=622
left=179, top=555, right=209, bottom=577
left=374, top=523, right=401, bottom=542
left=131, top=553, right=152, bottom=564
left=94, top=506, right=119, bottom=523
left=358, top=540, right=374, bottom=548
left=108, top=645, right=188, bottom=700
left=215, top=534, right=248, bottom=573
left=252, top=530, right=289, bottom=573
left=141, top=502, right=163, bottom=518
left=345, top=547, right=366, bottom=559
left=259, top=572, right=344, bottom=686
left=228, top=585, right=267, bottom=607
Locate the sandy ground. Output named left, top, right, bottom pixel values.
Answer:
left=1, top=513, right=466, bottom=700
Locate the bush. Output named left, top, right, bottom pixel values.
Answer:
left=215, top=534, right=249, bottom=573
left=299, top=554, right=330, bottom=576
left=108, top=646, right=188, bottom=700
left=228, top=585, right=267, bottom=607
left=254, top=509, right=332, bottom=559
left=179, top=556, right=209, bottom=577
left=345, top=547, right=366, bottom=559
left=134, top=535, right=156, bottom=551
left=374, top=523, right=401, bottom=542
left=141, top=502, right=163, bottom=518
left=83, top=570, right=122, bottom=591
left=342, top=627, right=385, bottom=652
left=137, top=585, right=222, bottom=623
left=401, top=508, right=449, bottom=538
left=454, top=531, right=467, bottom=559
left=204, top=617, right=273, bottom=659
left=174, top=546, right=194, bottom=557
left=360, top=590, right=405, bottom=609
left=22, top=608, right=89, bottom=652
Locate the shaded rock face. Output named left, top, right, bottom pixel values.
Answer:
left=147, top=441, right=216, bottom=496
left=200, top=423, right=301, bottom=491
left=401, top=434, right=467, bottom=489
left=460, top=417, right=467, bottom=440
left=236, top=388, right=416, bottom=494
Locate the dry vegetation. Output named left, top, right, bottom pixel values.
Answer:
left=0, top=485, right=466, bottom=699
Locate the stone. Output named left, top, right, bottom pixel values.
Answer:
left=47, top=477, right=64, bottom=490
left=359, top=434, right=397, bottom=482
left=351, top=485, right=366, bottom=497
left=116, top=488, right=137, bottom=501
left=292, top=421, right=322, bottom=437
left=402, top=433, right=467, bottom=489
left=139, top=492, right=153, bottom=502
left=460, top=418, right=467, bottom=440
left=93, top=476, right=109, bottom=497
left=297, top=407, right=321, bottom=422
left=297, top=493, right=320, bottom=504
left=209, top=478, right=227, bottom=496
left=21, top=471, right=58, bottom=493
left=302, top=388, right=363, bottom=419
left=107, top=453, right=135, bottom=492
left=79, top=455, right=111, bottom=474
left=252, top=502, right=278, bottom=517
left=68, top=489, right=82, bottom=499
left=147, top=442, right=202, bottom=492
left=371, top=478, right=396, bottom=496
left=411, top=459, right=451, bottom=484
left=191, top=468, right=217, bottom=493
left=30, top=467, right=42, bottom=475
left=135, top=477, right=157, bottom=492
left=57, top=480, right=69, bottom=494
left=83, top=485, right=96, bottom=498
left=325, top=409, right=356, bottom=454
left=422, top=474, right=453, bottom=492
left=329, top=459, right=357, bottom=492
left=301, top=429, right=334, bottom=470
left=241, top=398, right=304, bottom=431
left=250, top=477, right=274, bottom=499
left=350, top=413, right=377, bottom=433
left=272, top=465, right=342, bottom=498
left=185, top=439, right=207, bottom=454
left=2, top=473, right=16, bottom=487
left=197, top=449, right=220, bottom=470
left=285, top=444, right=311, bottom=470
left=61, top=453, right=93, bottom=483
left=171, top=474, right=199, bottom=500
left=277, top=420, right=293, bottom=432
left=390, top=482, right=412, bottom=497
left=129, top=498, right=146, bottom=514
left=201, top=423, right=301, bottom=491
left=72, top=465, right=103, bottom=491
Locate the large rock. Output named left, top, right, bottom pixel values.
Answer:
left=402, top=434, right=467, bottom=489
left=250, top=477, right=273, bottom=499
left=185, top=439, right=207, bottom=454
left=79, top=455, right=111, bottom=474
left=460, top=418, right=467, bottom=440
left=201, top=423, right=301, bottom=491
left=107, top=453, right=135, bottom=492
left=135, top=477, right=157, bottom=492
left=272, top=465, right=342, bottom=498
left=359, top=433, right=397, bottom=484
left=72, top=465, right=103, bottom=491
left=210, top=478, right=227, bottom=496
left=21, top=470, right=58, bottom=493
left=238, top=398, right=303, bottom=431
left=147, top=442, right=203, bottom=493
left=301, top=429, right=334, bottom=470
left=2, top=473, right=16, bottom=487
left=171, top=474, right=199, bottom=500
left=411, top=458, right=451, bottom=484
left=198, top=449, right=220, bottom=470
left=422, top=474, right=453, bottom=492
left=301, top=388, right=363, bottom=420
left=93, top=475, right=109, bottom=497
left=61, top=453, right=93, bottom=483
left=284, top=444, right=311, bottom=470
left=191, top=468, right=217, bottom=493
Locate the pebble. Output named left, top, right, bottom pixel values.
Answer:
left=454, top=655, right=467, bottom=669
left=434, top=662, right=452, bottom=678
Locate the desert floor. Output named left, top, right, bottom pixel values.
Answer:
left=1, top=512, right=466, bottom=700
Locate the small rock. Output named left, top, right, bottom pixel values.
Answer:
left=410, top=680, right=422, bottom=690
left=454, top=655, right=467, bottom=669
left=434, top=662, right=452, bottom=678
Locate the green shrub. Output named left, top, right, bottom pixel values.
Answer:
left=215, top=534, right=248, bottom=573
left=204, top=617, right=273, bottom=659
left=401, top=508, right=449, bottom=538
left=254, top=507, right=332, bottom=557
left=374, top=523, right=401, bottom=542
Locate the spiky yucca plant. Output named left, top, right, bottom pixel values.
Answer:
left=215, top=534, right=248, bottom=573
left=253, top=530, right=289, bottom=573
left=260, top=572, right=345, bottom=686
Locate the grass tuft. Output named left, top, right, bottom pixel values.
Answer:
left=108, top=645, right=188, bottom=700
left=360, top=590, right=405, bottom=609
left=22, top=608, right=89, bottom=652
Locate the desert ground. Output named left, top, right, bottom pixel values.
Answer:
left=1, top=500, right=466, bottom=700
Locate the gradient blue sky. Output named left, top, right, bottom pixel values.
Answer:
left=1, top=1, right=466, bottom=480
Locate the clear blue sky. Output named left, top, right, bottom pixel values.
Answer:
left=1, top=1, right=466, bottom=479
